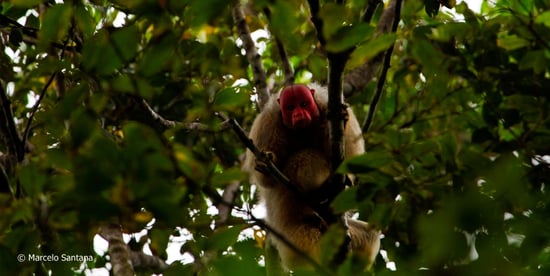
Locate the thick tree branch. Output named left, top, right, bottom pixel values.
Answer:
left=99, top=224, right=135, bottom=276
left=307, top=0, right=353, bottom=202
left=99, top=224, right=169, bottom=275
left=0, top=83, right=23, bottom=194
left=326, top=54, right=349, bottom=177
left=362, top=0, right=403, bottom=133
left=232, top=4, right=269, bottom=110
left=307, top=0, right=325, bottom=46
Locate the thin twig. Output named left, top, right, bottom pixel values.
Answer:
left=22, top=72, right=57, bottom=146
left=275, top=37, right=295, bottom=86
left=362, top=0, right=402, bottom=133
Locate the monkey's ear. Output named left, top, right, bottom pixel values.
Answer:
left=310, top=89, right=315, bottom=96
left=277, top=98, right=281, bottom=104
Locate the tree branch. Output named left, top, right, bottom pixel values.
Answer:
left=326, top=54, right=348, bottom=177
left=216, top=180, right=240, bottom=226
left=22, top=33, right=71, bottom=148
left=307, top=0, right=325, bottom=46
left=232, top=4, right=269, bottom=110
left=275, top=37, right=295, bottom=86
left=362, top=0, right=402, bottom=133
left=98, top=224, right=169, bottom=275
left=98, top=224, right=135, bottom=276
left=0, top=83, right=23, bottom=194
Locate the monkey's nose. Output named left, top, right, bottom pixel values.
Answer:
left=292, top=113, right=311, bottom=127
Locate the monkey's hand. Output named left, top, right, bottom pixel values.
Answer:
left=255, top=151, right=276, bottom=175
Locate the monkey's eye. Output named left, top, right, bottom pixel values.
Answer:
left=285, top=104, right=295, bottom=111
left=300, top=101, right=308, bottom=108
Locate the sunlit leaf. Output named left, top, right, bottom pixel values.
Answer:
left=535, top=11, right=550, bottom=27
left=497, top=33, right=530, bottom=51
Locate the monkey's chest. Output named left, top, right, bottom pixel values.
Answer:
left=286, top=128, right=329, bottom=152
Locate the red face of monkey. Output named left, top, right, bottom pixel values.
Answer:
left=278, top=85, right=320, bottom=129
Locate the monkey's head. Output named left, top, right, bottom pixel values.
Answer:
left=278, top=84, right=320, bottom=129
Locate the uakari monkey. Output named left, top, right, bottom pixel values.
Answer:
left=243, top=83, right=380, bottom=270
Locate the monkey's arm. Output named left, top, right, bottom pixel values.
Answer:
left=244, top=106, right=289, bottom=188
left=344, top=106, right=365, bottom=158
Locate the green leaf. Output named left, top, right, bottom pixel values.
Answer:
left=9, top=0, right=44, bottom=8
left=19, top=165, right=46, bottom=197
left=339, top=150, right=393, bottom=174
left=319, top=3, right=351, bottom=40
left=73, top=5, right=95, bottom=39
left=39, top=4, right=72, bottom=50
left=188, top=0, right=228, bottom=27
left=174, top=144, right=206, bottom=182
left=206, top=226, right=243, bottom=250
left=410, top=39, right=444, bottom=76
left=213, top=87, right=249, bottom=111
left=111, top=25, right=140, bottom=62
left=69, top=109, right=96, bottom=148
left=319, top=224, right=347, bottom=265
left=535, top=11, right=550, bottom=27
left=139, top=34, right=177, bottom=77
left=326, top=23, right=375, bottom=53
left=211, top=168, right=246, bottom=188
left=81, top=30, right=123, bottom=75
left=519, top=50, right=548, bottom=74
left=331, top=186, right=358, bottom=213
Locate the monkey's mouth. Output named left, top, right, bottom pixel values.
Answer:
left=292, top=119, right=311, bottom=128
